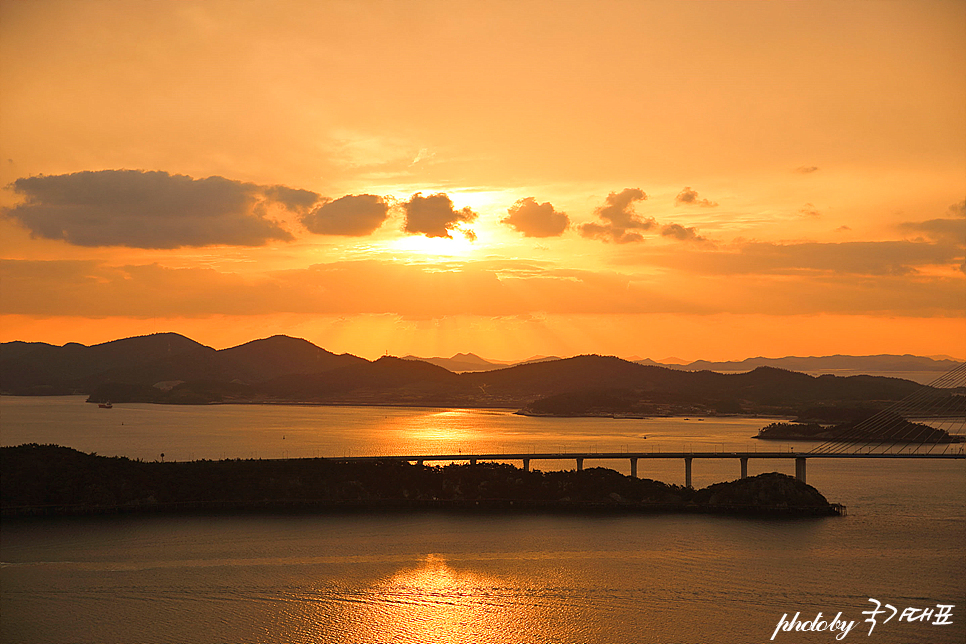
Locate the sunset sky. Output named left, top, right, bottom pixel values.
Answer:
left=1, top=0, right=964, bottom=361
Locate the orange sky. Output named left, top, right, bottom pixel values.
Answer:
left=1, top=0, right=964, bottom=361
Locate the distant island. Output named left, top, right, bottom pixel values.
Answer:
left=1, top=444, right=842, bottom=518
left=755, top=413, right=964, bottom=443
left=3, top=333, right=957, bottom=417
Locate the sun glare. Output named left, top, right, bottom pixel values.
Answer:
left=391, top=234, right=477, bottom=258
left=445, top=190, right=505, bottom=211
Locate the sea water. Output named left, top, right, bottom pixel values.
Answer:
left=1, top=397, right=964, bottom=643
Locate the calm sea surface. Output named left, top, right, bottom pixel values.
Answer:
left=2, top=396, right=964, bottom=643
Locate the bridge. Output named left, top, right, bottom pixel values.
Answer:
left=332, top=362, right=966, bottom=488
left=330, top=448, right=965, bottom=488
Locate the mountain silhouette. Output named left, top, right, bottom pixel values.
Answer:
left=0, top=333, right=359, bottom=395
left=219, top=335, right=366, bottom=381
left=0, top=334, right=944, bottom=414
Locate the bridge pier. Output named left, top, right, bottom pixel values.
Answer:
left=685, top=457, right=693, bottom=488
left=470, top=458, right=477, bottom=465
left=415, top=459, right=423, bottom=466
left=630, top=457, right=638, bottom=478
left=795, top=457, right=807, bottom=483
left=523, top=458, right=530, bottom=472
left=576, top=457, right=584, bottom=471
left=740, top=457, right=748, bottom=479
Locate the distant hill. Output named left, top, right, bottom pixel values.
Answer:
left=634, top=354, right=961, bottom=384
left=402, top=352, right=562, bottom=372
left=219, top=335, right=366, bottom=381
left=0, top=333, right=214, bottom=394
left=1, top=334, right=956, bottom=415
left=402, top=352, right=502, bottom=373
left=464, top=357, right=928, bottom=415
left=0, top=333, right=363, bottom=396
left=259, top=356, right=458, bottom=403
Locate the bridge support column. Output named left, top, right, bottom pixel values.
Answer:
left=630, top=457, right=638, bottom=478
left=523, top=458, right=530, bottom=472
left=795, top=457, right=807, bottom=483
left=685, top=457, right=693, bottom=488
left=576, top=457, right=584, bottom=471
left=470, top=458, right=477, bottom=465
left=740, top=457, right=748, bottom=479
left=416, top=459, right=423, bottom=466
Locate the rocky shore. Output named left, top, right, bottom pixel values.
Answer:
left=1, top=444, right=843, bottom=518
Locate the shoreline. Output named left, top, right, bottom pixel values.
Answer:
left=2, top=444, right=844, bottom=519
left=1, top=498, right=844, bottom=519
left=2, top=393, right=796, bottom=420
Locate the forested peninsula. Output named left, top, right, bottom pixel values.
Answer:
left=2, top=444, right=841, bottom=518
left=754, top=413, right=963, bottom=443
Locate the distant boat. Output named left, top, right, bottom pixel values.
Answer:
left=98, top=402, right=113, bottom=409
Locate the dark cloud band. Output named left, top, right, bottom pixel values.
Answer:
left=4, top=170, right=309, bottom=248
left=3, top=254, right=961, bottom=318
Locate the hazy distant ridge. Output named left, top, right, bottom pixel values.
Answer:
left=641, top=354, right=961, bottom=374
left=405, top=352, right=959, bottom=375
left=1, top=334, right=954, bottom=416
left=403, top=353, right=562, bottom=372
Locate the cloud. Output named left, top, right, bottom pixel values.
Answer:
left=0, top=260, right=261, bottom=317
left=898, top=218, right=966, bottom=246
left=501, top=197, right=570, bottom=237
left=4, top=256, right=962, bottom=319
left=579, top=188, right=654, bottom=243
left=799, top=203, right=821, bottom=217
left=411, top=148, right=436, bottom=165
left=675, top=187, right=718, bottom=207
left=629, top=240, right=963, bottom=277
left=300, top=194, right=389, bottom=236
left=949, top=199, right=966, bottom=218
left=0, top=258, right=688, bottom=317
left=660, top=223, right=708, bottom=243
left=402, top=192, right=478, bottom=239
left=794, top=166, right=820, bottom=174
left=949, top=202, right=966, bottom=274
left=3, top=170, right=307, bottom=248
left=262, top=185, right=320, bottom=213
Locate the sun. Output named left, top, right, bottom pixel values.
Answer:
left=390, top=233, right=477, bottom=258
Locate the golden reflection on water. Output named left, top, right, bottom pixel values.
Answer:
left=395, top=410, right=487, bottom=444
left=341, top=554, right=541, bottom=644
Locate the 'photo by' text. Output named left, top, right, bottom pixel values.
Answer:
left=770, top=599, right=954, bottom=641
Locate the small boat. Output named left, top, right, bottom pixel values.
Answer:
left=98, top=402, right=113, bottom=409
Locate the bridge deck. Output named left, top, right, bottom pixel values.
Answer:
left=315, top=449, right=964, bottom=487
left=330, top=451, right=965, bottom=462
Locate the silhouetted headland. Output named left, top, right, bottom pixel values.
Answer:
left=2, top=444, right=842, bottom=518
left=2, top=333, right=947, bottom=418
left=755, top=414, right=963, bottom=443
